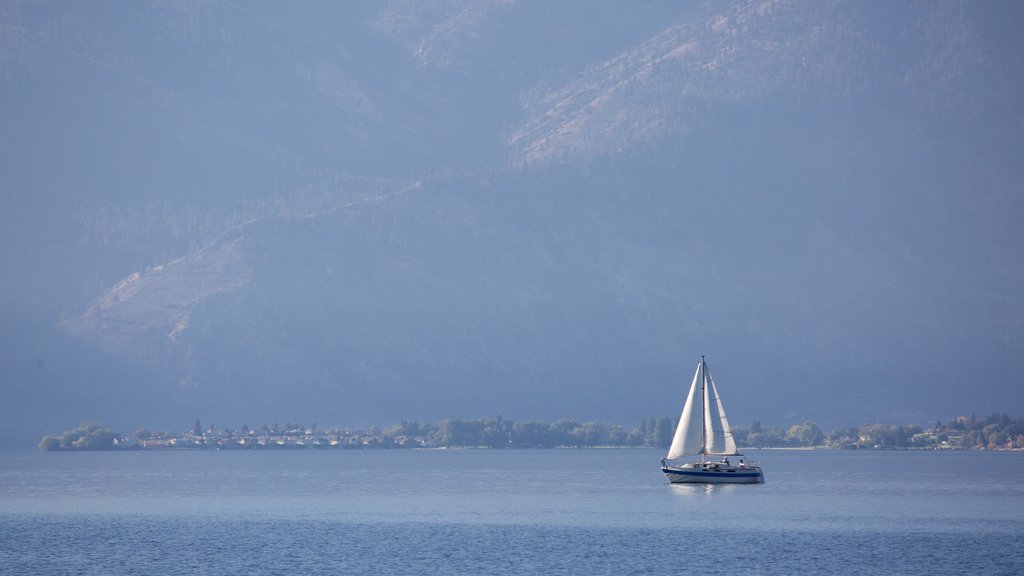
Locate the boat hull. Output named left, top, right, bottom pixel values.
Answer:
left=662, top=462, right=764, bottom=484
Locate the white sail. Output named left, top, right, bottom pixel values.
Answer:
left=662, top=356, right=763, bottom=484
left=666, top=361, right=704, bottom=460
left=703, top=373, right=738, bottom=455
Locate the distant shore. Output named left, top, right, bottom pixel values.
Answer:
left=39, top=413, right=1024, bottom=452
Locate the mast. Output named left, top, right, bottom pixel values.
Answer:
left=700, top=355, right=706, bottom=460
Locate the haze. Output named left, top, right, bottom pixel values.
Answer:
left=2, top=0, right=1022, bottom=447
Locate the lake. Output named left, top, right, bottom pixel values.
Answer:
left=1, top=449, right=1021, bottom=575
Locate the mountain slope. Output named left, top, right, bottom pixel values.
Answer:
left=2, top=1, right=1022, bottom=444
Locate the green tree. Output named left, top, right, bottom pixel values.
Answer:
left=893, top=426, right=908, bottom=448
left=858, top=424, right=886, bottom=448
left=731, top=426, right=748, bottom=447
left=626, top=427, right=645, bottom=447
left=826, top=427, right=858, bottom=449
left=480, top=422, right=509, bottom=448
left=785, top=421, right=824, bottom=446
left=653, top=416, right=674, bottom=448
left=512, top=420, right=550, bottom=447
left=434, top=418, right=476, bottom=447
left=785, top=424, right=803, bottom=446
left=549, top=419, right=580, bottom=446
left=39, top=421, right=120, bottom=451
left=746, top=432, right=767, bottom=448
left=764, top=426, right=786, bottom=447
left=986, top=429, right=1008, bottom=450
left=574, top=421, right=610, bottom=447
left=38, top=436, right=61, bottom=451
left=607, top=424, right=627, bottom=446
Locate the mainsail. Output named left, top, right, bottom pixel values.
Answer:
left=665, top=357, right=738, bottom=461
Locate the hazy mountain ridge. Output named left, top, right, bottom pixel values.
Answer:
left=2, top=1, right=1022, bottom=445
left=61, top=223, right=255, bottom=360
left=507, top=0, right=1006, bottom=166
left=56, top=172, right=681, bottom=427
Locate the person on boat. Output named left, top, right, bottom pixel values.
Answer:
left=722, top=457, right=730, bottom=466
left=739, top=459, right=745, bottom=468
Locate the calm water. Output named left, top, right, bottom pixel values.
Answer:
left=1, top=449, right=1021, bottom=575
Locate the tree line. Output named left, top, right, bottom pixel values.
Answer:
left=39, top=413, right=1024, bottom=451
left=821, top=413, right=1024, bottom=450
left=420, top=413, right=1024, bottom=450
left=37, top=421, right=126, bottom=451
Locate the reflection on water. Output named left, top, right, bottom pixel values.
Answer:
left=668, top=482, right=740, bottom=496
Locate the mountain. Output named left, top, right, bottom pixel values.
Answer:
left=2, top=1, right=1023, bottom=445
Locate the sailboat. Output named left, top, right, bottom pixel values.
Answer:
left=661, top=356, right=764, bottom=484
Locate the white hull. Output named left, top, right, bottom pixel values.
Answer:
left=662, top=461, right=764, bottom=484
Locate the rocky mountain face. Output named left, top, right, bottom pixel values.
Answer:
left=2, top=1, right=1022, bottom=444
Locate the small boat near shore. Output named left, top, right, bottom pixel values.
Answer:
left=661, top=355, right=764, bottom=484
